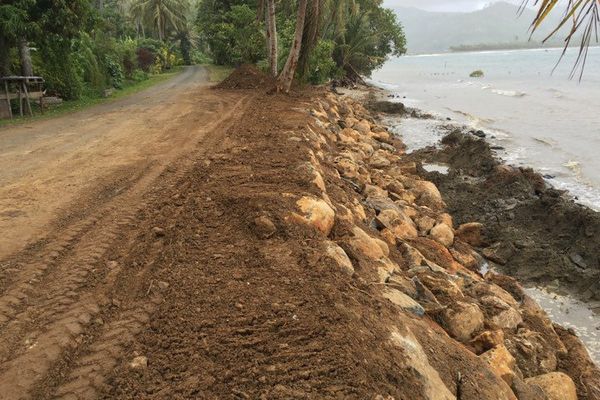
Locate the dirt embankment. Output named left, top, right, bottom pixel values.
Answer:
left=0, top=69, right=598, bottom=399
left=405, top=130, right=600, bottom=302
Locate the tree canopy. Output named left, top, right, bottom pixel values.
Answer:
left=0, top=0, right=406, bottom=98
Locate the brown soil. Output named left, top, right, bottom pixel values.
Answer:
left=0, top=74, right=518, bottom=399
left=408, top=130, right=600, bottom=301
left=2, top=71, right=597, bottom=400
left=216, top=64, right=276, bottom=90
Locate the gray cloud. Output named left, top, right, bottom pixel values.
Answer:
left=383, top=0, right=524, bottom=12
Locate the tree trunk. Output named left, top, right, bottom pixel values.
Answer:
left=0, top=35, right=10, bottom=77
left=266, top=0, right=278, bottom=77
left=0, top=35, right=11, bottom=119
left=297, top=0, right=320, bottom=79
left=277, top=0, right=308, bottom=93
left=19, top=38, right=34, bottom=77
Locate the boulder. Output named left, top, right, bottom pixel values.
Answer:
left=506, top=329, right=559, bottom=377
left=525, top=372, right=577, bottom=400
left=382, top=288, right=425, bottom=317
left=370, top=151, right=392, bottom=169
left=441, top=301, right=484, bottom=342
left=429, top=223, right=454, bottom=247
left=346, top=226, right=387, bottom=260
left=334, top=157, right=360, bottom=180
left=408, top=238, right=458, bottom=271
left=436, top=213, right=454, bottom=229
left=344, top=116, right=359, bottom=128
left=480, top=345, right=517, bottom=385
left=483, top=242, right=516, bottom=265
left=354, top=119, right=371, bottom=135
left=389, top=328, right=456, bottom=400
left=449, top=242, right=479, bottom=269
left=411, top=180, right=446, bottom=210
left=294, top=196, right=335, bottom=236
left=415, top=215, right=436, bottom=233
left=470, top=330, right=505, bottom=355
left=469, top=282, right=519, bottom=308
left=376, top=209, right=418, bottom=241
left=398, top=243, right=425, bottom=267
left=480, top=296, right=523, bottom=330
left=325, top=241, right=354, bottom=276
left=456, top=222, right=485, bottom=247
left=511, top=377, right=549, bottom=400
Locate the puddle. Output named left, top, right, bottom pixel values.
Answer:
left=383, top=116, right=445, bottom=152
left=525, top=287, right=600, bottom=365
left=422, top=163, right=449, bottom=174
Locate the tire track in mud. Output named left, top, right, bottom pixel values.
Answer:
left=0, top=92, right=253, bottom=400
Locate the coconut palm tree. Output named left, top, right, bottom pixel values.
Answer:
left=130, top=0, right=190, bottom=41
left=524, top=0, right=599, bottom=77
left=277, top=0, right=308, bottom=92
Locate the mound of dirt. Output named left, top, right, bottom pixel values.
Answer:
left=411, top=131, right=600, bottom=301
left=216, top=64, right=276, bottom=90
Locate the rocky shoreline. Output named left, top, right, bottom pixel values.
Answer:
left=361, top=88, right=600, bottom=301
left=292, top=89, right=600, bottom=399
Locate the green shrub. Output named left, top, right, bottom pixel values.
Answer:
left=307, top=40, right=342, bottom=84
left=470, top=70, right=484, bottom=78
left=105, top=56, right=124, bottom=89
left=132, top=70, right=149, bottom=82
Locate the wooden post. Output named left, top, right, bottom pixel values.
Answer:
left=39, top=83, right=44, bottom=115
left=3, top=81, right=12, bottom=119
left=18, top=83, right=23, bottom=117
left=22, top=81, right=33, bottom=117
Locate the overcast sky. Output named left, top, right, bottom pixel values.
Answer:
left=383, top=0, right=524, bottom=12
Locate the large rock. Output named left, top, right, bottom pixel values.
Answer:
left=511, top=377, right=550, bottom=400
left=525, top=372, right=577, bottom=400
left=389, top=328, right=456, bottom=400
left=456, top=222, right=485, bottom=247
left=480, top=345, right=517, bottom=386
left=370, top=150, right=392, bottom=169
left=441, top=301, right=484, bottom=342
left=415, top=215, right=436, bottom=234
left=470, top=330, right=505, bottom=355
left=429, top=223, right=454, bottom=247
left=480, top=296, right=523, bottom=330
left=382, top=288, right=425, bottom=317
left=325, top=241, right=354, bottom=276
left=294, top=196, right=335, bottom=235
left=346, top=226, right=388, bottom=260
left=354, top=119, right=371, bottom=135
left=411, top=180, right=446, bottom=210
left=376, top=209, right=418, bottom=241
left=408, top=238, right=458, bottom=271
left=506, top=329, right=559, bottom=377
left=483, top=242, right=516, bottom=265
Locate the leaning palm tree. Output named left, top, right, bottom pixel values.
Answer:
left=524, top=0, right=599, bottom=78
left=130, top=0, right=190, bottom=42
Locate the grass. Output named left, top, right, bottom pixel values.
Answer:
left=0, top=67, right=183, bottom=128
left=203, top=64, right=234, bottom=83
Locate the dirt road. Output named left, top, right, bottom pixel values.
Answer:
left=0, top=66, right=255, bottom=399
left=0, top=66, right=246, bottom=259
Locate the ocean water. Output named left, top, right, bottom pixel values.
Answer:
left=371, top=47, right=600, bottom=210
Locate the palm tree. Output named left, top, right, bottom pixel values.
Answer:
left=130, top=0, right=189, bottom=41
left=277, top=0, right=308, bottom=92
left=524, top=0, right=599, bottom=77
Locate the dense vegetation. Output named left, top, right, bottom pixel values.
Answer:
left=0, top=0, right=406, bottom=99
left=0, top=0, right=203, bottom=100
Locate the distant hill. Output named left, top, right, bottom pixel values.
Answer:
left=393, top=2, right=570, bottom=54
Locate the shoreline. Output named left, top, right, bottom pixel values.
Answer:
left=355, top=84, right=600, bottom=358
